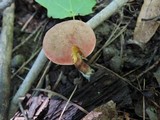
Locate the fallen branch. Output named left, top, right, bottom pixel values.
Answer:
left=9, top=0, right=128, bottom=118
left=87, top=0, right=128, bottom=28
left=0, top=3, right=14, bottom=120
left=0, top=0, right=14, bottom=12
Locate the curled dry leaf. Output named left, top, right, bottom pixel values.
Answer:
left=81, top=100, right=121, bottom=120
left=133, top=0, right=160, bottom=44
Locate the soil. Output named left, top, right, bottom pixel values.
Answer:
left=10, top=0, right=160, bottom=119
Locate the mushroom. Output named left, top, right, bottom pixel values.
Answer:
left=43, top=20, right=96, bottom=80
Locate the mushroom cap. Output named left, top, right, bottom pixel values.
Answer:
left=43, top=20, right=96, bottom=65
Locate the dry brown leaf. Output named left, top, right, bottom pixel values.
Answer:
left=11, top=94, right=79, bottom=120
left=133, top=0, right=160, bottom=44
left=81, top=100, right=123, bottom=120
left=81, top=111, right=102, bottom=120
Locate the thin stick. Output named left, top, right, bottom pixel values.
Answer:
left=21, top=12, right=37, bottom=32
left=16, top=75, right=25, bottom=81
left=142, top=79, right=145, bottom=120
left=87, top=0, right=128, bottom=29
left=95, top=63, right=141, bottom=92
left=33, top=27, right=43, bottom=42
left=123, top=66, right=142, bottom=77
left=33, top=61, right=52, bottom=96
left=137, top=57, right=160, bottom=79
left=18, top=101, right=28, bottom=120
left=103, top=22, right=129, bottom=49
left=89, top=21, right=122, bottom=63
left=58, top=85, right=78, bottom=120
left=89, top=21, right=129, bottom=63
left=120, top=34, right=124, bottom=59
left=13, top=20, right=45, bottom=52
left=53, top=71, right=63, bottom=90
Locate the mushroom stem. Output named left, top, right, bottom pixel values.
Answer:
left=72, top=45, right=94, bottom=80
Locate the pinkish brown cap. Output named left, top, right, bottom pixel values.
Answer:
left=43, top=20, right=96, bottom=65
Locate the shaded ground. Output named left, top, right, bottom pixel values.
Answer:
left=11, top=0, right=160, bottom=119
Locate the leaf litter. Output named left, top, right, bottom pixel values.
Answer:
left=133, top=0, right=160, bottom=44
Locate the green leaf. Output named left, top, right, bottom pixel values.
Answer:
left=35, top=0, right=96, bottom=19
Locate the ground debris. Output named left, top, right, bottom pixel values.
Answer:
left=10, top=0, right=160, bottom=119
left=81, top=100, right=121, bottom=120
left=11, top=94, right=79, bottom=120
left=133, top=0, right=160, bottom=44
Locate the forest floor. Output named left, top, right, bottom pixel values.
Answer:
left=6, top=0, right=160, bottom=119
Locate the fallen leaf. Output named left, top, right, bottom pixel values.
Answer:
left=133, top=0, right=160, bottom=44
left=11, top=94, right=79, bottom=120
left=81, top=111, right=102, bottom=120
left=81, top=100, right=123, bottom=120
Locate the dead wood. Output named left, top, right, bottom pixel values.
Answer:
left=0, top=3, right=14, bottom=120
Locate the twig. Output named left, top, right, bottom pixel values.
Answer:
left=16, top=74, right=25, bottom=81
left=0, top=0, right=13, bottom=12
left=141, top=15, right=160, bottom=22
left=142, top=79, right=145, bottom=120
left=9, top=0, right=129, bottom=117
left=150, top=100, right=160, bottom=109
left=18, top=101, right=28, bottom=120
left=137, top=57, right=160, bottom=79
left=89, top=21, right=122, bottom=63
left=123, top=66, right=142, bottom=77
left=103, top=22, right=129, bottom=48
left=33, top=27, right=43, bottom=42
left=89, top=21, right=129, bottom=63
left=33, top=61, right=52, bottom=96
left=146, top=46, right=158, bottom=68
left=21, top=11, right=37, bottom=32
left=0, top=3, right=14, bottom=119
left=13, top=22, right=44, bottom=52
left=95, top=63, right=141, bottom=92
left=120, top=34, right=125, bottom=59
left=53, top=71, right=63, bottom=90
left=87, top=0, right=128, bottom=28
left=58, top=85, right=78, bottom=120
